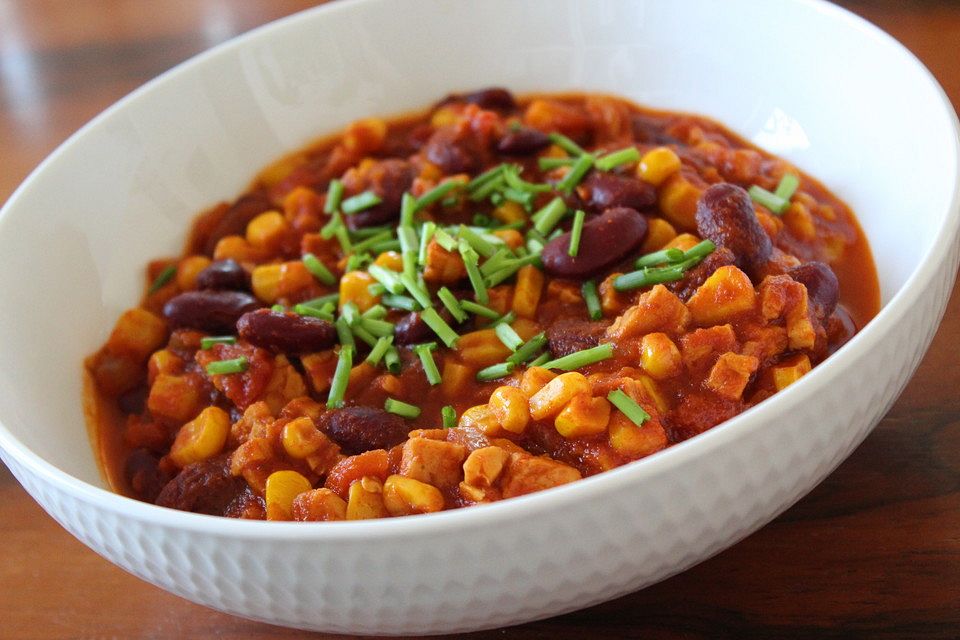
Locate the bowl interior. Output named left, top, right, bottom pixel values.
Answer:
left=0, top=0, right=956, bottom=486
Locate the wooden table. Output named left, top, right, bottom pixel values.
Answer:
left=1, top=1, right=958, bottom=637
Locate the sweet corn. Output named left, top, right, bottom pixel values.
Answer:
left=265, top=470, right=313, bottom=521
left=658, top=173, right=702, bottom=230
left=638, top=217, right=678, bottom=254
left=520, top=366, right=557, bottom=397
left=686, top=266, right=757, bottom=326
left=175, top=255, right=211, bottom=291
left=458, top=404, right=500, bottom=434
left=511, top=265, right=544, bottom=319
left=462, top=446, right=510, bottom=489
left=346, top=477, right=389, bottom=520
left=382, top=475, right=445, bottom=516
left=640, top=332, right=683, bottom=380
left=281, top=416, right=325, bottom=459
left=342, top=117, right=387, bottom=153
left=283, top=185, right=323, bottom=222
left=107, top=308, right=167, bottom=360
left=608, top=411, right=668, bottom=458
left=372, top=250, right=404, bottom=271
left=147, top=349, right=183, bottom=385
left=246, top=211, right=289, bottom=251
left=492, top=201, right=526, bottom=224
left=251, top=263, right=285, bottom=304
left=147, top=374, right=201, bottom=423
left=291, top=488, right=347, bottom=521
left=637, top=146, right=681, bottom=186
left=555, top=394, right=611, bottom=438
left=662, top=233, right=701, bottom=252
left=169, top=406, right=230, bottom=467
left=488, top=386, right=530, bottom=434
left=430, top=106, right=460, bottom=128
left=529, top=372, right=591, bottom=421
left=634, top=373, right=671, bottom=414
left=456, top=329, right=512, bottom=367
left=772, top=354, right=812, bottom=390
left=213, top=235, right=263, bottom=263
left=339, top=270, right=380, bottom=312
left=441, top=361, right=474, bottom=400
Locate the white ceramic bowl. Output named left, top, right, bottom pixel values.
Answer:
left=0, top=0, right=957, bottom=634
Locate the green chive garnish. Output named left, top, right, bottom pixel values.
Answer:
left=350, top=229, right=393, bottom=254
left=494, top=323, right=523, bottom=351
left=441, top=405, right=457, bottom=429
left=748, top=185, right=788, bottom=214
left=302, top=253, right=336, bottom=286
left=361, top=304, right=387, bottom=320
left=420, top=307, right=459, bottom=348
left=397, top=226, right=419, bottom=279
left=548, top=133, right=588, bottom=157
left=774, top=173, right=801, bottom=201
left=581, top=280, right=603, bottom=321
left=324, top=179, right=344, bottom=214
left=683, top=239, right=716, bottom=262
left=200, top=336, right=236, bottom=350
left=368, top=239, right=401, bottom=254
left=527, top=352, right=551, bottom=368
left=538, top=157, right=576, bottom=171
left=271, top=304, right=285, bottom=312
left=612, top=266, right=685, bottom=291
left=384, top=397, right=421, bottom=419
left=341, top=190, right=382, bottom=214
left=205, top=357, right=248, bottom=376
left=437, top=287, right=467, bottom=323
left=460, top=245, right=489, bottom=304
left=414, top=343, right=441, bottom=386
left=340, top=301, right=360, bottom=327
left=384, top=346, right=401, bottom=374
left=595, top=146, right=640, bottom=172
left=148, top=264, right=177, bottom=294
left=415, top=180, right=461, bottom=212
left=400, top=273, right=432, bottom=310
left=367, top=283, right=387, bottom=297
left=607, top=389, right=651, bottom=427
left=539, top=343, right=614, bottom=371
left=489, top=310, right=516, bottom=328
left=458, top=225, right=498, bottom=258
left=502, top=165, right=552, bottom=193
left=567, top=209, right=586, bottom=257
left=556, top=154, right=594, bottom=193
left=460, top=299, right=500, bottom=320
left=301, top=293, right=339, bottom=308
left=634, top=247, right=686, bottom=268
left=476, top=361, right=516, bottom=382
left=335, top=316, right=355, bottom=348
left=382, top=294, right=419, bottom=311
left=360, top=317, right=394, bottom=338
left=506, top=332, right=548, bottom=365
left=366, top=336, right=393, bottom=366
left=351, top=323, right=379, bottom=348
left=326, top=347, right=354, bottom=408
left=468, top=174, right=506, bottom=202
left=293, top=304, right=334, bottom=321
left=532, top=196, right=567, bottom=236
left=472, top=213, right=493, bottom=227
left=466, top=164, right=505, bottom=193
left=367, top=264, right=405, bottom=295
left=432, top=228, right=458, bottom=252
left=399, top=192, right=416, bottom=227
left=418, top=221, right=436, bottom=265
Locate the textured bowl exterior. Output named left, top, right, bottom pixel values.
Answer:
left=0, top=0, right=958, bottom=635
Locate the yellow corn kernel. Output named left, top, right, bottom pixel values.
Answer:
left=175, top=255, right=212, bottom=291
left=663, top=233, right=701, bottom=252
left=772, top=354, right=812, bottom=391
left=169, top=406, right=230, bottom=467
left=147, top=374, right=201, bottom=423
left=492, top=228, right=524, bottom=250
left=265, top=470, right=313, bottom=521
left=488, top=386, right=530, bottom=434
left=638, top=218, right=678, bottom=254
left=456, top=329, right=512, bottom=367
left=246, top=211, right=289, bottom=251
left=430, top=106, right=459, bottom=128
left=608, top=411, right=668, bottom=457
left=343, top=117, right=387, bottom=153
left=554, top=394, right=611, bottom=438
left=147, top=349, right=183, bottom=385
left=251, top=263, right=282, bottom=303
left=441, top=361, right=474, bottom=400
left=281, top=416, right=325, bottom=459
left=686, top=265, right=757, bottom=326
left=638, top=146, right=681, bottom=186
left=458, top=404, right=500, bottom=434
left=346, top=477, right=389, bottom=520
left=107, top=308, right=167, bottom=360
left=635, top=373, right=671, bottom=414
left=512, top=265, right=544, bottom=319
left=529, top=372, right=591, bottom=421
left=382, top=474, right=445, bottom=516
left=213, top=235, right=258, bottom=263
left=372, top=251, right=404, bottom=271
left=658, top=173, right=702, bottom=231
left=520, top=366, right=557, bottom=397
left=419, top=161, right=443, bottom=182
left=492, top=201, right=526, bottom=224
left=640, top=332, right=683, bottom=380
left=339, top=270, right=380, bottom=312
left=462, top=446, right=510, bottom=489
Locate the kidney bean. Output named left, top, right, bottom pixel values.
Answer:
left=125, top=448, right=167, bottom=502
left=394, top=308, right=460, bottom=345
left=788, top=261, right=839, bottom=318
left=667, top=247, right=736, bottom=301
left=541, top=207, right=648, bottom=279
left=236, top=309, right=336, bottom=354
left=439, top=87, right=516, bottom=111
left=631, top=114, right=681, bottom=145
left=196, top=259, right=250, bottom=291
left=345, top=159, right=414, bottom=229
left=202, top=193, right=273, bottom=256
left=695, top=183, right=773, bottom=279
left=163, top=290, right=260, bottom=334
left=582, top=171, right=656, bottom=211
left=546, top=319, right=610, bottom=357
left=424, top=127, right=478, bottom=175
left=322, top=406, right=409, bottom=454
left=497, top=127, right=550, bottom=155
left=155, top=456, right=246, bottom=515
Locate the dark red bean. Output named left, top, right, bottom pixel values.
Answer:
left=236, top=309, right=336, bottom=354
left=424, top=127, right=478, bottom=175
left=117, top=384, right=149, bottom=414
left=497, top=127, right=550, bottom=155
left=582, top=171, right=657, bottom=211
left=196, top=259, right=250, bottom=291
left=155, top=456, right=246, bottom=515
left=322, top=406, right=409, bottom=454
left=163, top=290, right=260, bottom=334
left=125, top=449, right=168, bottom=502
left=345, top=159, right=415, bottom=229
left=546, top=319, right=610, bottom=358
left=202, top=193, right=273, bottom=256
left=667, top=247, right=736, bottom=301
left=695, top=183, right=773, bottom=279
left=394, top=307, right=460, bottom=345
left=541, top=207, right=648, bottom=279
left=788, top=261, right=839, bottom=318
left=631, top=115, right=681, bottom=145
left=439, top=87, right=516, bottom=111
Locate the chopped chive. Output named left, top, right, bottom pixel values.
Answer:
left=472, top=213, right=493, bottom=227
left=345, top=252, right=371, bottom=272
left=382, top=294, right=419, bottom=311
left=581, top=280, right=603, bottom=321
left=489, top=191, right=505, bottom=206
left=494, top=323, right=523, bottom=351
left=556, top=153, right=594, bottom=193
left=774, top=173, right=801, bottom=201
left=301, top=293, right=340, bottom=308
left=460, top=299, right=500, bottom=319
left=324, top=179, right=344, bottom=214
left=350, top=230, right=393, bottom=254
left=350, top=225, right=393, bottom=239
left=437, top=287, right=467, bottom=323
left=417, top=221, right=436, bottom=266
left=479, top=248, right=515, bottom=278
left=420, top=307, right=459, bottom=348
left=397, top=226, right=419, bottom=280
left=361, top=304, right=387, bottom=320
left=400, top=192, right=416, bottom=227
left=360, top=317, right=394, bottom=337
left=369, top=239, right=401, bottom=254
left=293, top=304, right=335, bottom=321
left=682, top=239, right=716, bottom=262
left=607, top=389, right=651, bottom=426
left=148, top=264, right=177, bottom=294
left=527, top=352, right=551, bottom=368
left=485, top=262, right=523, bottom=288
left=476, top=361, right=516, bottom=382
left=489, top=311, right=516, bottom=329
left=538, top=157, right=576, bottom=171
left=748, top=185, right=788, bottom=214
left=458, top=225, right=498, bottom=258
left=351, top=323, right=379, bottom=347
left=341, top=190, right=382, bottom=214
left=635, top=247, right=686, bottom=268
left=432, top=228, right=458, bottom=252
left=205, top=356, right=248, bottom=376
left=340, top=301, right=360, bottom=327
left=595, top=146, right=641, bottom=172
left=414, top=343, right=442, bottom=386
left=335, top=316, right=355, bottom=348
left=460, top=245, right=489, bottom=304
left=538, top=343, right=614, bottom=371
left=366, top=335, right=393, bottom=366
left=548, top=132, right=587, bottom=156
left=442, top=195, right=459, bottom=208
left=367, top=283, right=387, bottom=297
left=326, top=346, right=354, bottom=408
left=502, top=187, right=536, bottom=209
left=532, top=196, right=568, bottom=236
left=502, top=165, right=553, bottom=193
left=367, top=264, right=405, bottom=295
left=441, top=405, right=457, bottom=429
left=399, top=273, right=432, bottom=309
left=415, top=180, right=461, bottom=212
left=466, top=164, right=505, bottom=192
left=468, top=174, right=506, bottom=202
left=302, top=253, right=336, bottom=286
left=200, top=335, right=236, bottom=350
left=567, top=209, right=586, bottom=257
left=271, top=304, right=285, bottom=312
left=506, top=332, right=548, bottom=365
left=613, top=266, right=685, bottom=291
left=384, top=346, right=401, bottom=374
left=333, top=224, right=352, bottom=254
left=384, top=397, right=421, bottom=419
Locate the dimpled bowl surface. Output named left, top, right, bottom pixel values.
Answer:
left=0, top=0, right=958, bottom=634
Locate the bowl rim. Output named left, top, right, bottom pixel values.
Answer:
left=0, top=0, right=957, bottom=541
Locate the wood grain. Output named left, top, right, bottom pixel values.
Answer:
left=1, top=1, right=958, bottom=638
